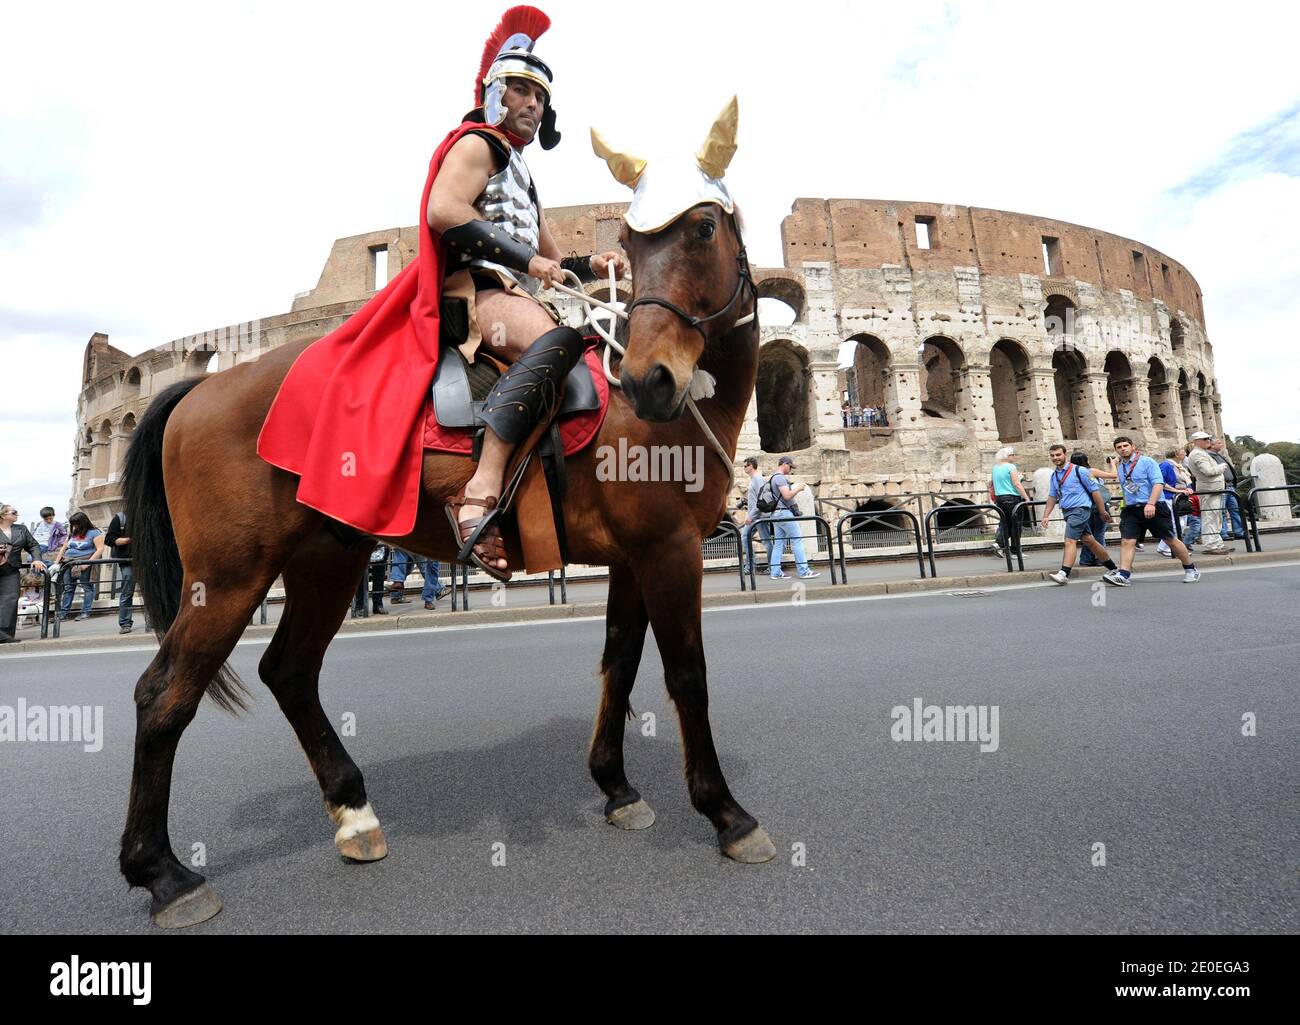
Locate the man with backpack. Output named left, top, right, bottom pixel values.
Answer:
left=763, top=456, right=820, bottom=580
left=741, top=457, right=774, bottom=576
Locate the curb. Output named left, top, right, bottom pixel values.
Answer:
left=5, top=547, right=1296, bottom=657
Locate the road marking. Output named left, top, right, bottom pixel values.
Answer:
left=4, top=560, right=1297, bottom=661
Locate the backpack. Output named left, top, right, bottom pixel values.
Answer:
left=755, top=477, right=780, bottom=514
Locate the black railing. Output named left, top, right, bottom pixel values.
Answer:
left=923, top=504, right=1013, bottom=577
left=1245, top=484, right=1300, bottom=551
left=1187, top=487, right=1257, bottom=554
left=547, top=566, right=568, bottom=605
left=834, top=510, right=926, bottom=581
left=742, top=513, right=838, bottom=589
left=708, top=520, right=750, bottom=592
left=46, top=556, right=135, bottom=639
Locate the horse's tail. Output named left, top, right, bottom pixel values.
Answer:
left=122, top=377, right=249, bottom=713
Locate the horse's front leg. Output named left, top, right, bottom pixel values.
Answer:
left=589, top=563, right=655, bottom=829
left=639, top=536, right=775, bottom=863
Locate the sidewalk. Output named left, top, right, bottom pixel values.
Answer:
left=5, top=538, right=1295, bottom=657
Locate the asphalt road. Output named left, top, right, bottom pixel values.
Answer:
left=1, top=561, right=1296, bottom=934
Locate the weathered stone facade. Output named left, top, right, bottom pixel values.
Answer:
left=70, top=198, right=1224, bottom=523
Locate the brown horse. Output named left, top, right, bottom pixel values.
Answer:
left=118, top=191, right=773, bottom=926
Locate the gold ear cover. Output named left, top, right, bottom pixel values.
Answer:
left=696, top=96, right=738, bottom=179
left=590, top=128, right=647, bottom=189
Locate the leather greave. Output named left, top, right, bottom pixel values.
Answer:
left=480, top=326, right=586, bottom=445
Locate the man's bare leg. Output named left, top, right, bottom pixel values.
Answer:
left=458, top=290, right=560, bottom=573
left=1081, top=533, right=1112, bottom=563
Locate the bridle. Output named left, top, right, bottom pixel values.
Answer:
left=625, top=245, right=758, bottom=342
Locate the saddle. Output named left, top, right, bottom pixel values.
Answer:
left=425, top=339, right=608, bottom=573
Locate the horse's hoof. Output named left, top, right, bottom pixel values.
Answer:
left=329, top=801, right=389, bottom=862
left=606, top=799, right=656, bottom=831
left=151, top=881, right=223, bottom=929
left=721, top=826, right=776, bottom=864
left=337, top=826, right=388, bottom=863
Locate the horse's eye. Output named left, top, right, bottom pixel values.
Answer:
left=697, top=221, right=716, bottom=240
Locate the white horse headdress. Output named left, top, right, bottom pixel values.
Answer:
left=590, top=97, right=739, bottom=233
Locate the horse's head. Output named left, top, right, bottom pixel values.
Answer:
left=591, top=97, right=754, bottom=422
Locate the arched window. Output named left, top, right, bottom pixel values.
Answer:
left=846, top=334, right=891, bottom=421
left=920, top=336, right=966, bottom=419
left=1104, top=351, right=1137, bottom=430
left=755, top=339, right=812, bottom=453
left=989, top=339, right=1031, bottom=443
left=1147, top=358, right=1173, bottom=431
left=1052, top=348, right=1087, bottom=439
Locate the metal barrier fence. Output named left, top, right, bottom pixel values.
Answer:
left=708, top=520, right=750, bottom=591
left=45, top=556, right=135, bottom=639
left=834, top=509, right=926, bottom=581
left=742, top=513, right=838, bottom=589
left=1245, top=483, right=1300, bottom=551
left=1187, top=487, right=1257, bottom=553
left=923, top=503, right=1013, bottom=577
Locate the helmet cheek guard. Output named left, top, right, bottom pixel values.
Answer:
left=539, top=104, right=560, bottom=150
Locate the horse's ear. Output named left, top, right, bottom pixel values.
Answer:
left=590, top=128, right=646, bottom=189
left=696, top=96, right=738, bottom=179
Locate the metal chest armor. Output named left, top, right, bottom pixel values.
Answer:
left=461, top=145, right=542, bottom=294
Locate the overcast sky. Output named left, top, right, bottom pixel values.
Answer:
left=2, top=0, right=1297, bottom=518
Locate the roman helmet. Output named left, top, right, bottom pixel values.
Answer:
left=475, top=6, right=560, bottom=150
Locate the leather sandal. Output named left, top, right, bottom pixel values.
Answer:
left=445, top=494, right=511, bottom=582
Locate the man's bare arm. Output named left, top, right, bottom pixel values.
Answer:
left=426, top=134, right=495, bottom=232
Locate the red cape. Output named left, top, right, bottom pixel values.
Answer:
left=257, top=120, right=498, bottom=536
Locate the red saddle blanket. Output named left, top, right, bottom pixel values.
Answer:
left=422, top=347, right=611, bottom=456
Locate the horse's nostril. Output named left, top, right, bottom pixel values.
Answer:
left=645, top=364, right=675, bottom=405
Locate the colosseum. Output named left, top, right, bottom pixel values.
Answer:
left=71, top=198, right=1223, bottom=527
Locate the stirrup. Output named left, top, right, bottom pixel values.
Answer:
left=444, top=494, right=511, bottom=583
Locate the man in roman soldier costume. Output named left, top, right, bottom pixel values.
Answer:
left=257, top=6, right=625, bottom=580
left=432, top=5, right=627, bottom=578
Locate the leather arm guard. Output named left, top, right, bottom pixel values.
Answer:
left=559, top=254, right=598, bottom=284
left=442, top=219, right=536, bottom=276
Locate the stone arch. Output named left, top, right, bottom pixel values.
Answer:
left=91, top=419, right=113, bottom=482
left=756, top=275, right=805, bottom=325
left=1178, top=368, right=1196, bottom=430
left=932, top=497, right=983, bottom=534
left=1052, top=347, right=1088, bottom=440
left=1147, top=357, right=1174, bottom=434
left=846, top=499, right=913, bottom=546
left=122, top=366, right=142, bottom=400
left=1044, top=294, right=1077, bottom=340
left=183, top=343, right=221, bottom=376
left=755, top=339, right=812, bottom=453
left=989, top=339, right=1031, bottom=443
left=1169, top=317, right=1186, bottom=356
left=846, top=334, right=891, bottom=419
left=1197, top=371, right=1214, bottom=434
left=920, top=336, right=966, bottom=419
left=1104, top=351, right=1138, bottom=430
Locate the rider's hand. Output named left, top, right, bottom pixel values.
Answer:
left=590, top=251, right=628, bottom=281
left=528, top=255, right=563, bottom=288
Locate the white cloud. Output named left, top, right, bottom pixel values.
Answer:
left=1, top=0, right=1296, bottom=519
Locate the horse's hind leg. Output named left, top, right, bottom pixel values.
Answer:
left=120, top=573, right=276, bottom=928
left=589, top=564, right=655, bottom=830
left=258, top=535, right=388, bottom=861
